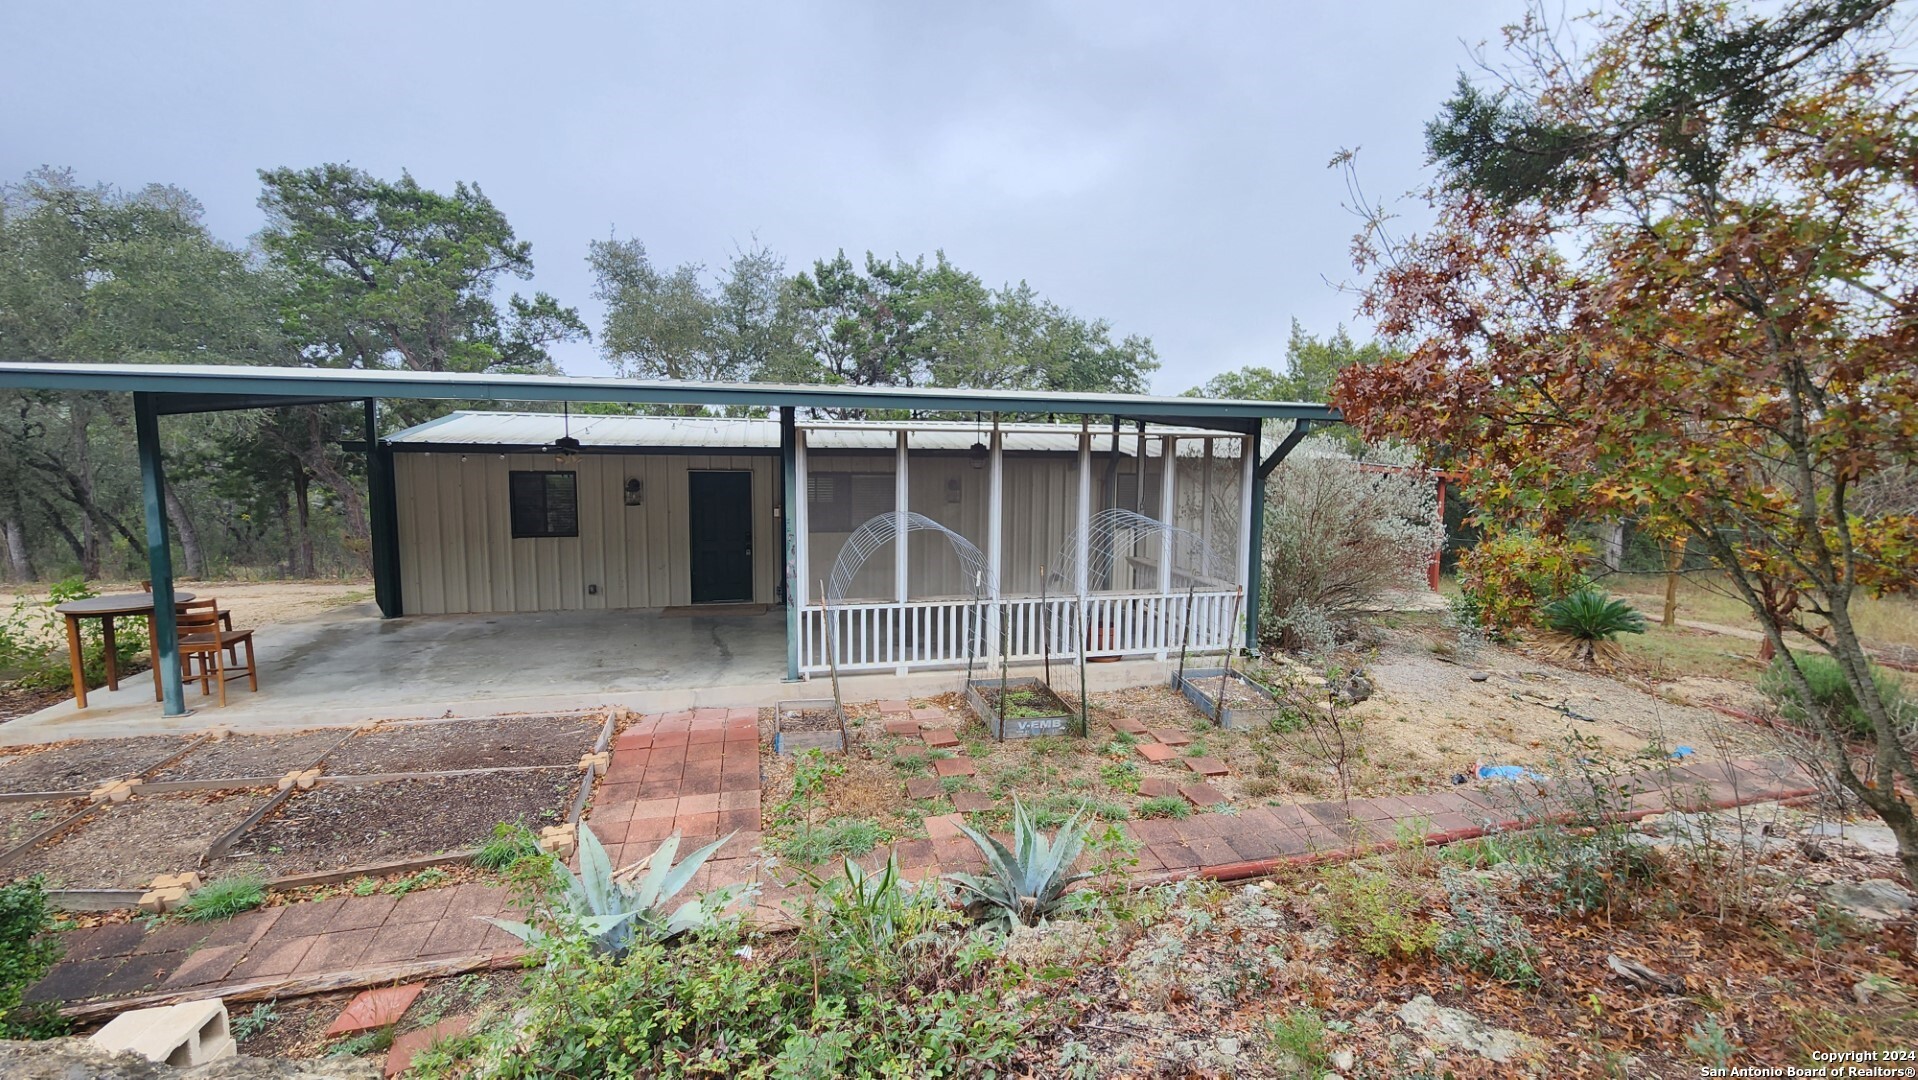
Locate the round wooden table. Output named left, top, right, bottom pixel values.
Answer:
left=53, top=592, right=195, bottom=710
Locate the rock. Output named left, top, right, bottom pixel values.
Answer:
left=1216, top=1037, right=1241, bottom=1057
left=1330, top=1047, right=1357, bottom=1071
left=1823, top=879, right=1917, bottom=924
left=0, top=1039, right=379, bottom=1079
left=1469, top=671, right=1490, bottom=682
left=1394, top=995, right=1542, bottom=1064
left=1806, top=821, right=1902, bottom=858
left=1334, top=675, right=1374, bottom=705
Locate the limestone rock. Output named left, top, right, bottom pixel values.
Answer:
left=0, top=1038, right=379, bottom=1079
left=1823, top=878, right=1917, bottom=924
left=1805, top=821, right=1902, bottom=858
left=1394, top=995, right=1541, bottom=1064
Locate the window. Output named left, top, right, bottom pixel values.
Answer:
left=805, top=471, right=896, bottom=531
left=510, top=471, right=579, bottom=538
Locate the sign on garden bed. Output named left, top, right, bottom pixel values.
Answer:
left=774, top=700, right=846, bottom=754
left=965, top=678, right=1074, bottom=740
left=1174, top=668, right=1281, bottom=731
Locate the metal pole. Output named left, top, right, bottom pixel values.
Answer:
left=1176, top=582, right=1197, bottom=687
left=997, top=598, right=1011, bottom=742
left=1040, top=564, right=1051, bottom=691
left=134, top=392, right=186, bottom=717
left=781, top=407, right=800, bottom=681
left=1216, top=587, right=1243, bottom=727
left=1077, top=594, right=1090, bottom=738
left=819, top=581, right=844, bottom=719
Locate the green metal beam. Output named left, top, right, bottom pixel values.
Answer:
left=364, top=400, right=403, bottom=618
left=780, top=407, right=800, bottom=682
left=0, top=362, right=1341, bottom=426
left=134, top=393, right=187, bottom=717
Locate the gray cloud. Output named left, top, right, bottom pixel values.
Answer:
left=1, top=0, right=1517, bottom=391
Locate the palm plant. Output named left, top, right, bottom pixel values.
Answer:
left=1540, top=588, right=1646, bottom=665
left=946, top=797, right=1090, bottom=931
left=483, top=823, right=745, bottom=957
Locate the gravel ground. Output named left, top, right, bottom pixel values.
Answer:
left=6, top=789, right=274, bottom=888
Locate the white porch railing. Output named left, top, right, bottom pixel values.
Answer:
left=798, top=589, right=1240, bottom=675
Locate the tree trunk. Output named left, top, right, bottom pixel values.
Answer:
left=273, top=486, right=294, bottom=578
left=2, top=517, right=32, bottom=581
left=164, top=485, right=205, bottom=579
left=1601, top=518, right=1626, bottom=572
left=71, top=414, right=101, bottom=579
left=292, top=471, right=316, bottom=579
left=294, top=413, right=370, bottom=569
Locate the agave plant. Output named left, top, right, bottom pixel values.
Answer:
left=483, top=823, right=744, bottom=957
left=946, top=797, right=1090, bottom=931
left=1540, top=588, right=1646, bottom=664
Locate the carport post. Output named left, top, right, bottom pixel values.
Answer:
left=134, top=392, right=187, bottom=717
left=1245, top=419, right=1314, bottom=651
left=365, top=398, right=403, bottom=618
left=781, top=406, right=800, bottom=681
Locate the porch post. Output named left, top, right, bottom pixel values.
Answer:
left=1238, top=432, right=1257, bottom=653
left=1249, top=419, right=1314, bottom=653
left=794, top=426, right=812, bottom=675
left=1156, top=434, right=1176, bottom=659
left=1074, top=419, right=1091, bottom=600
left=135, top=392, right=186, bottom=717
left=895, top=429, right=909, bottom=675
left=781, top=406, right=800, bottom=681
left=365, top=399, right=403, bottom=618
left=985, top=416, right=1003, bottom=654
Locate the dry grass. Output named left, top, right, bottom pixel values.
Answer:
left=1608, top=572, right=1918, bottom=652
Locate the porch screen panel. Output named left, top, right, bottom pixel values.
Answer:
left=805, top=448, right=896, bottom=603
left=1171, top=438, right=1243, bottom=588
left=1091, top=433, right=1165, bottom=594
left=904, top=433, right=987, bottom=601
left=999, top=431, right=1081, bottom=599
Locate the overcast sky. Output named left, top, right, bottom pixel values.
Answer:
left=2, top=1, right=1517, bottom=394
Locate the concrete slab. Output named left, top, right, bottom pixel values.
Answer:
left=3, top=600, right=1180, bottom=746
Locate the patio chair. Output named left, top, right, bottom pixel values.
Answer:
left=176, top=600, right=259, bottom=707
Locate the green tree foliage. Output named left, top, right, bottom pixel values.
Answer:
left=590, top=240, right=1157, bottom=409
left=0, top=876, right=64, bottom=1037
left=1189, top=320, right=1387, bottom=405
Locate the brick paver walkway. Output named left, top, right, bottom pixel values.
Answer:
left=31, top=704, right=1817, bottom=1014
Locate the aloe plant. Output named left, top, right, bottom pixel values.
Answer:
left=946, top=797, right=1090, bottom=931
left=483, top=823, right=745, bottom=957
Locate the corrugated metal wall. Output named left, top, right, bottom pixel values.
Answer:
left=395, top=452, right=779, bottom=615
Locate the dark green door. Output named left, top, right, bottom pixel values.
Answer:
left=688, top=471, right=754, bottom=603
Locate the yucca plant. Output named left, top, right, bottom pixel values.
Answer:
left=1540, top=588, right=1646, bottom=665
left=946, top=797, right=1090, bottom=932
left=483, top=823, right=745, bottom=957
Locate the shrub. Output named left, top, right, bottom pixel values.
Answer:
left=1260, top=438, right=1442, bottom=650
left=948, top=797, right=1091, bottom=932
left=1540, top=588, right=1646, bottom=663
left=0, top=578, right=149, bottom=692
left=0, top=877, right=64, bottom=1038
left=1457, top=529, right=1591, bottom=635
left=1435, top=868, right=1541, bottom=987
left=179, top=875, right=267, bottom=922
left=1314, top=866, right=1439, bottom=959
left=1760, top=652, right=1909, bottom=740
left=1263, top=1008, right=1330, bottom=1074
left=473, top=822, right=544, bottom=871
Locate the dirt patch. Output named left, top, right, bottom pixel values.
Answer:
left=232, top=967, right=525, bottom=1061
left=0, top=799, right=84, bottom=852
left=6, top=789, right=273, bottom=889
left=778, top=707, right=843, bottom=733
left=975, top=684, right=1072, bottom=720
left=218, top=768, right=579, bottom=879
left=0, top=685, right=75, bottom=725
left=0, top=736, right=192, bottom=794
left=148, top=730, right=352, bottom=784
left=321, top=714, right=603, bottom=775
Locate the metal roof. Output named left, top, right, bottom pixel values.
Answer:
left=385, top=412, right=1251, bottom=454
left=0, top=362, right=1339, bottom=429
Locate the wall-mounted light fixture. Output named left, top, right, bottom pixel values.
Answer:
left=945, top=477, right=962, bottom=504
left=624, top=477, right=644, bottom=506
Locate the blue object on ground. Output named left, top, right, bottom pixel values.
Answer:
left=1670, top=745, right=1695, bottom=759
left=1477, top=763, right=1545, bottom=782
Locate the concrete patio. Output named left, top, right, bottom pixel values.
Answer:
left=1, top=603, right=1176, bottom=745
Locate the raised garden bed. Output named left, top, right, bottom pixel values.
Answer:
left=1174, top=669, right=1281, bottom=731
left=774, top=700, right=846, bottom=754
left=321, top=714, right=603, bottom=776
left=0, top=736, right=192, bottom=795
left=965, top=678, right=1076, bottom=739
left=215, top=767, right=580, bottom=879
left=3, top=789, right=273, bottom=888
left=147, top=729, right=351, bottom=784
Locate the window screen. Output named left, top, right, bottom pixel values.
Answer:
left=805, top=471, right=895, bottom=532
left=510, top=470, right=579, bottom=539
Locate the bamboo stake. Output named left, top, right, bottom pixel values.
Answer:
left=1176, top=582, right=1198, bottom=688
left=1216, top=587, right=1243, bottom=727
left=998, top=598, right=1012, bottom=741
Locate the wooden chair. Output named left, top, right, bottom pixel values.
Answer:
left=176, top=600, right=258, bottom=707
left=148, top=585, right=238, bottom=663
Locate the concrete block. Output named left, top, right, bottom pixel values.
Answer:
left=297, top=768, right=322, bottom=790
left=538, top=823, right=577, bottom=858
left=579, top=752, right=611, bottom=773
left=276, top=770, right=303, bottom=792
left=150, top=872, right=203, bottom=892
left=91, top=998, right=234, bottom=1066
left=137, top=885, right=191, bottom=914
left=89, top=778, right=142, bottom=804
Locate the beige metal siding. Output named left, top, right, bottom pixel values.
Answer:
left=396, top=452, right=778, bottom=615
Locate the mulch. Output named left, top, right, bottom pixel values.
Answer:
left=0, top=736, right=193, bottom=794
left=148, top=729, right=352, bottom=783
left=4, top=789, right=274, bottom=889
left=216, top=768, right=581, bottom=879
left=321, top=715, right=603, bottom=775
left=0, top=798, right=84, bottom=852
